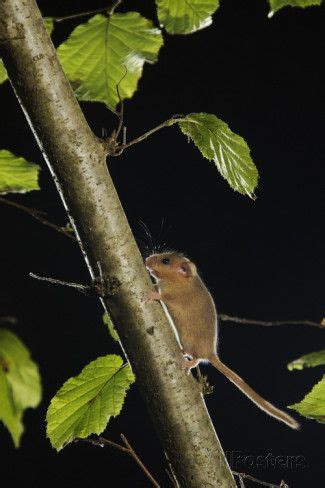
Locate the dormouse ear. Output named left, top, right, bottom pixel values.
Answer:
left=178, top=260, right=197, bottom=277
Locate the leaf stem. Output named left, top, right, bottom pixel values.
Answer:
left=0, top=196, right=77, bottom=241
left=220, top=314, right=324, bottom=329
left=120, top=117, right=185, bottom=151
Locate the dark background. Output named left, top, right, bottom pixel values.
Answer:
left=0, top=0, right=324, bottom=486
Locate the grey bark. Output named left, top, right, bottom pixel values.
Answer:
left=0, top=1, right=235, bottom=486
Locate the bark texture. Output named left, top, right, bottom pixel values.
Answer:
left=0, top=1, right=235, bottom=486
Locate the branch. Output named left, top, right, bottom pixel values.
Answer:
left=75, top=435, right=160, bottom=487
left=54, top=0, right=122, bottom=23
left=220, top=314, right=324, bottom=330
left=104, top=116, right=186, bottom=156
left=0, top=1, right=235, bottom=486
left=120, top=434, right=160, bottom=488
left=0, top=196, right=77, bottom=241
left=233, top=471, right=289, bottom=488
left=29, top=273, right=91, bottom=294
left=0, top=316, right=18, bottom=326
left=29, top=270, right=120, bottom=298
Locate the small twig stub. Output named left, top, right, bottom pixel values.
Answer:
left=29, top=272, right=120, bottom=298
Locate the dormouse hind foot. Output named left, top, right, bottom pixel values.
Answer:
left=182, top=358, right=200, bottom=374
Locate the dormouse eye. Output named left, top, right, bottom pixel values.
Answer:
left=161, top=257, right=170, bottom=265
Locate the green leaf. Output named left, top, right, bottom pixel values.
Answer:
left=46, top=355, right=135, bottom=450
left=288, top=350, right=325, bottom=371
left=102, top=313, right=119, bottom=342
left=156, top=0, right=219, bottom=34
left=0, top=369, right=23, bottom=447
left=0, top=60, right=7, bottom=84
left=0, top=18, right=53, bottom=85
left=268, top=0, right=321, bottom=17
left=289, top=375, right=325, bottom=423
left=44, top=17, right=54, bottom=36
left=57, top=13, right=163, bottom=110
left=0, top=150, right=40, bottom=194
left=178, top=113, right=258, bottom=198
left=0, top=329, right=42, bottom=447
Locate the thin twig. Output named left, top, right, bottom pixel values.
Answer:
left=164, top=451, right=180, bottom=488
left=29, top=271, right=120, bottom=298
left=75, top=436, right=129, bottom=453
left=120, top=434, right=160, bottom=488
left=220, top=314, right=324, bottom=330
left=233, top=471, right=289, bottom=488
left=105, top=115, right=186, bottom=156
left=165, top=468, right=179, bottom=488
left=54, top=8, right=108, bottom=22
left=0, top=196, right=77, bottom=241
left=76, top=435, right=160, bottom=488
left=0, top=316, right=18, bottom=326
left=238, top=475, right=246, bottom=488
left=29, top=272, right=90, bottom=294
left=54, top=0, right=122, bottom=23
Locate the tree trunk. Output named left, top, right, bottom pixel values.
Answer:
left=0, top=1, right=235, bottom=486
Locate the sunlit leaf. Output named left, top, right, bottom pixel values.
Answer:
left=57, top=13, right=163, bottom=110
left=0, top=18, right=53, bottom=85
left=0, top=329, right=42, bottom=447
left=268, top=0, right=321, bottom=17
left=289, top=375, right=325, bottom=423
left=46, top=355, right=134, bottom=450
left=178, top=113, right=258, bottom=198
left=156, top=0, right=219, bottom=34
left=103, top=313, right=119, bottom=342
left=288, top=350, right=325, bottom=371
left=0, top=150, right=40, bottom=194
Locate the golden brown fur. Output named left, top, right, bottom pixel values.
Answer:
left=145, top=252, right=299, bottom=430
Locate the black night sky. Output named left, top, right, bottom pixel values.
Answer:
left=0, top=1, right=324, bottom=487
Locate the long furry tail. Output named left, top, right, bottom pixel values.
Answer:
left=210, top=355, right=300, bottom=430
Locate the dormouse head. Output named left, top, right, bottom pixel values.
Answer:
left=145, top=252, right=197, bottom=282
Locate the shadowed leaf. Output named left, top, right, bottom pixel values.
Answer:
left=268, top=0, right=321, bottom=17
left=0, top=150, right=40, bottom=194
left=288, top=350, right=325, bottom=371
left=0, top=329, right=42, bottom=447
left=103, top=313, right=119, bottom=342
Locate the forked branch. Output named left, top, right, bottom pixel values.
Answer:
left=75, top=434, right=160, bottom=488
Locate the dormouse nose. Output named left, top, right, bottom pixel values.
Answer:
left=145, top=256, right=153, bottom=269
